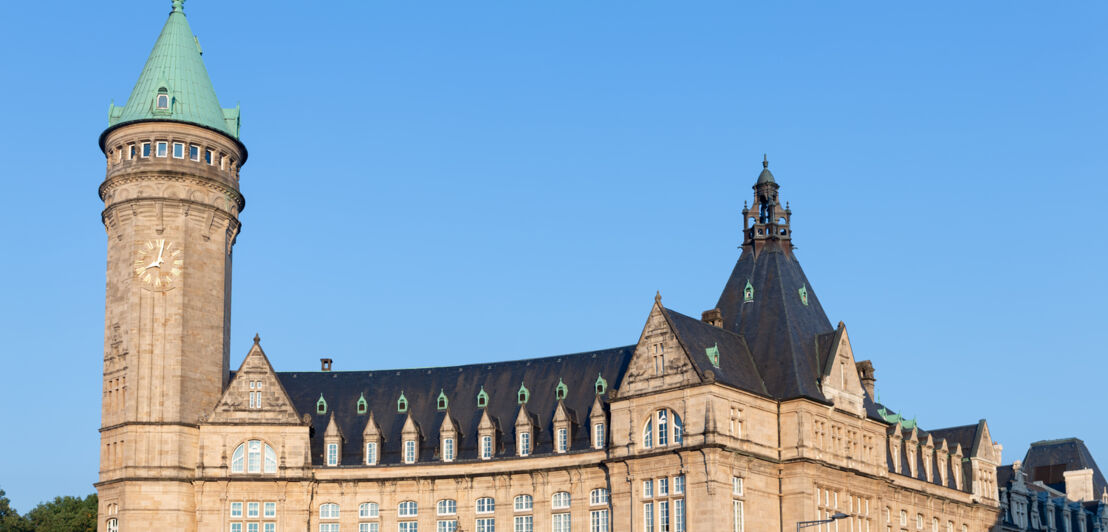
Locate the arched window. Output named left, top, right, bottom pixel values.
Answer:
left=590, top=488, right=609, bottom=506
left=642, top=409, right=683, bottom=449
left=398, top=501, right=418, bottom=517
left=155, top=88, right=169, bottom=110
left=476, top=497, right=495, bottom=514
left=437, top=499, right=457, bottom=515
left=514, top=495, right=533, bottom=511
left=320, top=503, right=340, bottom=519
left=231, top=440, right=277, bottom=474
left=359, top=502, right=379, bottom=518
left=552, top=491, right=571, bottom=510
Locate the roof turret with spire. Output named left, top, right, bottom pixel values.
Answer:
left=713, top=157, right=835, bottom=401
left=102, top=0, right=242, bottom=149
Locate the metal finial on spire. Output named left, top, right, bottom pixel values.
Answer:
left=172, top=0, right=185, bottom=13
left=763, top=154, right=769, bottom=169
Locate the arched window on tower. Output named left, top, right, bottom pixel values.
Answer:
left=642, top=409, right=683, bottom=449
left=155, top=88, right=170, bottom=110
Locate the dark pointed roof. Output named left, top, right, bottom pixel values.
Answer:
left=276, top=347, right=632, bottom=466
left=715, top=239, right=835, bottom=401
left=659, top=307, right=769, bottom=397
left=1022, top=438, right=1108, bottom=496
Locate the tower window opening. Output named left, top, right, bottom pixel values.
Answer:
left=156, top=92, right=169, bottom=110
left=140, top=142, right=151, bottom=158
left=155, top=141, right=168, bottom=157
left=189, top=144, right=200, bottom=161
left=128, top=144, right=136, bottom=159
left=205, top=148, right=214, bottom=165
left=172, top=142, right=185, bottom=159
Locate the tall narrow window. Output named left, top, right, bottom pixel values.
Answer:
left=557, top=428, right=568, bottom=453
left=593, top=423, right=606, bottom=449
left=591, top=509, right=610, bottom=532
left=172, top=142, right=185, bottom=159
left=674, top=499, right=685, bottom=532
left=205, top=148, right=214, bottom=165
left=365, top=442, right=377, bottom=465
left=156, top=141, right=168, bottom=157
left=189, top=144, right=200, bottom=161
left=519, top=432, right=531, bottom=457
left=326, top=443, right=338, bottom=466
left=658, top=410, right=669, bottom=446
left=481, top=435, right=493, bottom=460
left=645, top=502, right=655, bottom=532
left=141, top=142, right=151, bottom=157
left=644, top=419, right=654, bottom=448
left=443, top=437, right=455, bottom=462
left=404, top=440, right=417, bottom=464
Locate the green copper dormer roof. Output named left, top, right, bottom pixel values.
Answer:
left=104, top=0, right=240, bottom=143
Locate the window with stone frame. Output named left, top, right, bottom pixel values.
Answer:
left=642, top=409, right=683, bottom=449
left=229, top=500, right=278, bottom=532
left=231, top=440, right=277, bottom=474
left=643, top=475, right=685, bottom=532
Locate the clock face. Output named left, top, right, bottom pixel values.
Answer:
left=133, top=239, right=183, bottom=290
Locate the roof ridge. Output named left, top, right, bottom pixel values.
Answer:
left=276, top=345, right=636, bottom=375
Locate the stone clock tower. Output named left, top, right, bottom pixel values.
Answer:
left=96, top=1, right=245, bottom=529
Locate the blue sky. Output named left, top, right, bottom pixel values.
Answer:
left=0, top=0, right=1105, bottom=512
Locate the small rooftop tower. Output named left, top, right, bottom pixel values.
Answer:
left=741, top=155, right=792, bottom=258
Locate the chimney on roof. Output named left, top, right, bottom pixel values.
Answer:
left=702, top=308, right=723, bottom=328
left=856, top=360, right=876, bottom=399
left=320, top=358, right=333, bottom=372
left=1063, top=468, right=1095, bottom=502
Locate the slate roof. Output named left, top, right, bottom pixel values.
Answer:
left=1022, top=438, right=1108, bottom=496
left=276, top=347, right=632, bottom=466
left=715, top=239, right=836, bottom=402
left=660, top=307, right=769, bottom=397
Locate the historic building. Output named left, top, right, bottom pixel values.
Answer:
left=993, top=439, right=1108, bottom=532
left=97, top=2, right=1014, bottom=531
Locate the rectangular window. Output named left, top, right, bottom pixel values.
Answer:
left=404, top=440, right=416, bottom=463
left=231, top=502, right=244, bottom=518
left=674, top=475, right=685, bottom=495
left=658, top=478, right=669, bottom=496
left=674, top=499, right=685, bottom=532
left=128, top=145, right=135, bottom=159
left=660, top=501, right=670, bottom=532
left=591, top=509, right=610, bottom=532
left=481, top=436, right=493, bottom=460
left=189, top=144, right=200, bottom=161
left=444, top=438, right=455, bottom=462
left=142, top=142, right=151, bottom=157
left=594, top=423, right=605, bottom=448
left=156, top=141, right=168, bottom=157
left=519, top=432, right=531, bottom=456
left=327, top=443, right=338, bottom=466
left=643, top=480, right=653, bottom=498
left=221, top=154, right=227, bottom=170
left=360, top=524, right=380, bottom=532
left=552, top=513, right=571, bottom=532
left=248, top=502, right=260, bottom=518
left=248, top=524, right=259, bottom=532
left=557, top=428, right=568, bottom=453
left=232, top=524, right=243, bottom=532
left=514, top=515, right=533, bottom=532
left=733, top=477, right=743, bottom=496
left=206, top=149, right=214, bottom=164
left=366, top=442, right=377, bottom=465
left=265, top=502, right=276, bottom=518
left=172, top=142, right=185, bottom=159
left=399, top=523, right=418, bottom=532
left=265, top=524, right=276, bottom=532
left=645, top=502, right=655, bottom=532
left=733, top=500, right=744, bottom=532
left=475, top=518, right=494, bottom=532
left=437, top=521, right=458, bottom=532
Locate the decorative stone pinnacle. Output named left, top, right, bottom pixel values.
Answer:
left=253, top=333, right=260, bottom=345
left=172, top=0, right=185, bottom=13
left=655, top=290, right=662, bottom=304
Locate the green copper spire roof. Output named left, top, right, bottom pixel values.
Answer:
left=106, top=0, right=240, bottom=139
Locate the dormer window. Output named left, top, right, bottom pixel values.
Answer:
left=477, top=387, right=489, bottom=408
left=437, top=389, right=449, bottom=411
left=316, top=395, right=327, bottom=414
left=555, top=379, right=568, bottom=401
left=595, top=374, right=607, bottom=395
left=397, top=392, right=408, bottom=413
left=356, top=394, right=367, bottom=414
left=156, top=89, right=169, bottom=110
left=517, top=382, right=529, bottom=404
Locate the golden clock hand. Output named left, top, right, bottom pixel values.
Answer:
left=155, top=240, right=165, bottom=264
